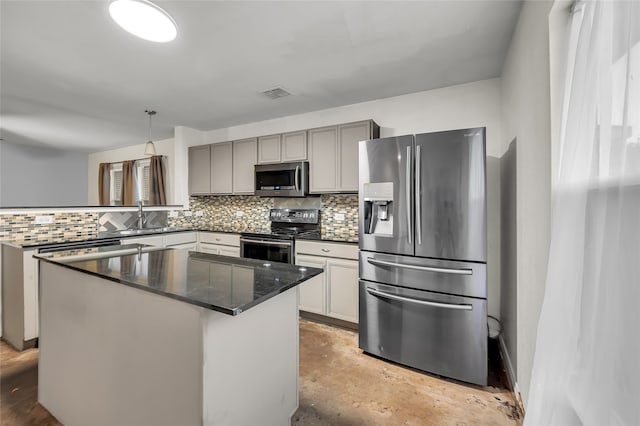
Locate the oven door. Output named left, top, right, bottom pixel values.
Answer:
left=240, top=237, right=293, bottom=264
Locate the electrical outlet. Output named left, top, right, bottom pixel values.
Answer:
left=35, top=215, right=53, bottom=224
left=168, top=211, right=179, bottom=218
left=236, top=211, right=244, bottom=217
left=334, top=213, right=345, bottom=221
left=184, top=211, right=193, bottom=217
left=195, top=211, right=204, bottom=217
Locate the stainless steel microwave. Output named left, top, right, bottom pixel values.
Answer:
left=254, top=161, right=309, bottom=197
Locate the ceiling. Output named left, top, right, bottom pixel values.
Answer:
left=1, top=1, right=522, bottom=153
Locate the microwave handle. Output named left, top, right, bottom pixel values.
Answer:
left=295, top=165, right=300, bottom=192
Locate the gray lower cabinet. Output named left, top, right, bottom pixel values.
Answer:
left=189, top=145, right=211, bottom=195
left=232, top=138, right=257, bottom=194
left=295, top=240, right=359, bottom=324
left=308, top=120, right=379, bottom=193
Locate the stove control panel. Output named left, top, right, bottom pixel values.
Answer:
left=270, top=208, right=319, bottom=224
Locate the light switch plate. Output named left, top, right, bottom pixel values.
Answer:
left=184, top=211, right=193, bottom=217
left=236, top=211, right=244, bottom=217
left=334, top=213, right=345, bottom=221
left=35, top=215, right=53, bottom=224
left=195, top=211, right=203, bottom=217
left=168, top=211, right=179, bottom=218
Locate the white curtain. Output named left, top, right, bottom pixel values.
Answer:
left=525, top=1, right=640, bottom=425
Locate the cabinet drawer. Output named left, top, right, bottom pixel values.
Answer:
left=199, top=232, right=239, bottom=247
left=164, top=232, right=197, bottom=246
left=295, top=240, right=358, bottom=260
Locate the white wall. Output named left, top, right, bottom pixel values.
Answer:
left=179, top=78, right=503, bottom=319
left=87, top=138, right=175, bottom=205
left=500, top=0, right=554, bottom=407
left=0, top=141, right=88, bottom=207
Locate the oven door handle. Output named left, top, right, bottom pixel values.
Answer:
left=366, top=287, right=473, bottom=311
left=240, top=238, right=293, bottom=247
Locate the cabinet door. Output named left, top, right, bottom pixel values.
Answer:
left=219, top=246, right=240, bottom=257
left=24, top=250, right=38, bottom=340
left=198, top=242, right=220, bottom=255
left=233, top=138, right=258, bottom=194
left=281, top=131, right=307, bottom=161
left=308, top=126, right=338, bottom=192
left=326, top=258, right=359, bottom=323
left=257, top=134, right=281, bottom=164
left=338, top=121, right=371, bottom=192
left=211, top=142, right=233, bottom=194
left=296, top=254, right=326, bottom=315
left=189, top=145, right=211, bottom=194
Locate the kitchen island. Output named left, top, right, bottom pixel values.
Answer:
left=36, top=248, right=322, bottom=426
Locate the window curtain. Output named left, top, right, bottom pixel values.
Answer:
left=149, top=155, right=167, bottom=205
left=525, top=1, right=640, bottom=425
left=98, top=162, right=110, bottom=206
left=121, top=160, right=139, bottom=205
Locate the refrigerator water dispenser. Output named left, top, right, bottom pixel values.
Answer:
left=363, top=182, right=393, bottom=236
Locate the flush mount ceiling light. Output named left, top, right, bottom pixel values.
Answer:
left=109, top=0, right=177, bottom=43
left=144, top=109, right=157, bottom=155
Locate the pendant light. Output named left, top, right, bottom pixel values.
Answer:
left=144, top=109, right=157, bottom=156
left=109, top=0, right=177, bottom=43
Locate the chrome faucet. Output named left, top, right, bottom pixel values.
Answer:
left=137, top=201, right=146, bottom=229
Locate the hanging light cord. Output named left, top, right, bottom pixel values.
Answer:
left=145, top=109, right=156, bottom=142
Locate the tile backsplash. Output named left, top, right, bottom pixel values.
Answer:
left=168, top=194, right=359, bottom=238
left=0, top=194, right=359, bottom=244
left=0, top=212, right=98, bottom=243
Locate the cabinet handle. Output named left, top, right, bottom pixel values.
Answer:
left=366, top=287, right=472, bottom=311
left=366, top=257, right=472, bottom=275
left=321, top=248, right=331, bottom=253
left=215, top=238, right=221, bottom=242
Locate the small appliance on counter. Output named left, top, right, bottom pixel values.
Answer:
left=358, top=127, right=488, bottom=386
left=240, top=208, right=320, bottom=264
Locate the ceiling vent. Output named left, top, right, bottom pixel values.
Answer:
left=261, top=87, right=291, bottom=100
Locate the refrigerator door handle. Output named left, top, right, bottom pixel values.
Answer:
left=406, top=145, right=412, bottom=244
left=366, top=257, right=473, bottom=275
left=366, top=287, right=473, bottom=311
left=415, top=144, right=422, bottom=245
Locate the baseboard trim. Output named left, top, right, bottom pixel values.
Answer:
left=498, top=334, right=524, bottom=413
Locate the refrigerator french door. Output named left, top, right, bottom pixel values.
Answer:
left=358, top=127, right=487, bottom=386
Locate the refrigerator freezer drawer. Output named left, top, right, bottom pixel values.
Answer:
left=359, top=251, right=486, bottom=298
left=359, top=280, right=487, bottom=386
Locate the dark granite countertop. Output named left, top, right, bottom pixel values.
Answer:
left=296, top=234, right=359, bottom=244
left=37, top=248, right=323, bottom=316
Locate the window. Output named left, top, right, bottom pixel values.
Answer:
left=108, top=159, right=151, bottom=205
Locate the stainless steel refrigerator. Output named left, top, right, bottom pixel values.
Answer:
left=358, top=127, right=487, bottom=386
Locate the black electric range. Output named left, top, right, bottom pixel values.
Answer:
left=240, top=209, right=320, bottom=264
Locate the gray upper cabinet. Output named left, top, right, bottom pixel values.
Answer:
left=308, top=126, right=338, bottom=192
left=189, top=144, right=211, bottom=195
left=309, top=120, right=379, bottom=193
left=257, top=131, right=307, bottom=164
left=281, top=131, right=307, bottom=162
left=211, top=142, right=233, bottom=194
left=232, top=138, right=257, bottom=194
left=257, top=134, right=281, bottom=164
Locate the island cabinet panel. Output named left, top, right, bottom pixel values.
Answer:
left=308, top=126, right=338, bottom=192
left=295, top=240, right=359, bottom=324
left=39, top=259, right=300, bottom=426
left=281, top=130, right=307, bottom=161
left=257, top=134, right=281, bottom=164
left=164, top=232, right=198, bottom=250
left=210, top=142, right=233, bottom=194
left=232, top=138, right=257, bottom=194
left=188, top=144, right=211, bottom=195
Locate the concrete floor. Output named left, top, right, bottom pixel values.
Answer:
left=1, top=319, right=521, bottom=425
